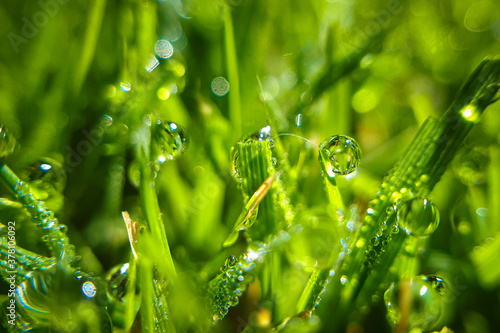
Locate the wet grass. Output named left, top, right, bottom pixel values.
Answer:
left=1, top=1, right=500, bottom=332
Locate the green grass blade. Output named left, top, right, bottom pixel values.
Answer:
left=72, top=0, right=107, bottom=95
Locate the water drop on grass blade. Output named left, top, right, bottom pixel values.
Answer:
left=151, top=120, right=188, bottom=164
left=397, top=198, right=440, bottom=237
left=22, top=158, right=67, bottom=195
left=231, top=125, right=275, bottom=181
left=318, top=135, right=361, bottom=176
left=384, top=275, right=447, bottom=331
left=106, top=263, right=130, bottom=301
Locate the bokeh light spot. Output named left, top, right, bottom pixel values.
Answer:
left=211, top=77, right=230, bottom=96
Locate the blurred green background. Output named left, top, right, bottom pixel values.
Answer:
left=1, top=0, right=500, bottom=332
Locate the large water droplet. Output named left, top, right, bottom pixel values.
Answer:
left=22, top=158, right=67, bottom=195
left=0, top=125, right=17, bottom=159
left=151, top=120, right=188, bottom=164
left=384, top=275, right=447, bottom=331
left=397, top=198, right=440, bottom=237
left=106, top=263, right=129, bottom=301
left=231, top=125, right=274, bottom=181
left=318, top=135, right=361, bottom=176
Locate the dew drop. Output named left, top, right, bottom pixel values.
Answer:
left=211, top=77, right=230, bottom=96
left=340, top=275, right=348, bottom=285
left=101, top=115, right=113, bottom=127
left=120, top=82, right=131, bottom=92
left=106, top=263, right=130, bottom=301
left=0, top=125, right=17, bottom=159
left=59, top=224, right=68, bottom=234
left=318, top=135, right=361, bottom=176
left=397, top=198, right=440, bottom=237
left=231, top=125, right=274, bottom=180
left=151, top=120, right=188, bottom=164
left=22, top=158, right=67, bottom=195
left=295, top=113, right=303, bottom=127
left=384, top=275, right=447, bottom=331
left=82, top=281, right=97, bottom=298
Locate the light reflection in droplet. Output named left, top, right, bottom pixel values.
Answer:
left=420, top=285, right=428, bottom=296
left=461, top=107, right=479, bottom=122
left=247, top=249, right=259, bottom=261
left=295, top=113, right=303, bottom=127
left=39, top=164, right=51, bottom=172
left=211, top=76, right=230, bottom=96
left=155, top=39, right=174, bottom=59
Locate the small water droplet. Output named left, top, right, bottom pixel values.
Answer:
left=59, top=224, right=68, bottom=234
left=318, top=135, right=361, bottom=176
left=154, top=39, right=174, bottom=59
left=82, top=281, right=97, bottom=298
left=397, top=198, right=440, bottom=237
left=101, top=115, right=113, bottom=127
left=340, top=275, right=348, bottom=285
left=120, top=82, right=131, bottom=92
left=384, top=275, right=447, bottom=330
left=0, top=125, right=17, bottom=159
left=151, top=120, right=188, bottom=164
left=211, top=77, right=230, bottom=96
left=295, top=113, right=303, bottom=127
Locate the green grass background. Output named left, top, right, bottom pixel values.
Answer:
left=1, top=0, right=500, bottom=332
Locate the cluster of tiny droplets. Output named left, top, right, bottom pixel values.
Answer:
left=312, top=269, right=336, bottom=310
left=355, top=121, right=442, bottom=274
left=209, top=253, right=256, bottom=320
left=153, top=277, right=169, bottom=331
left=0, top=238, right=56, bottom=284
left=12, top=179, right=75, bottom=266
left=362, top=223, right=400, bottom=269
